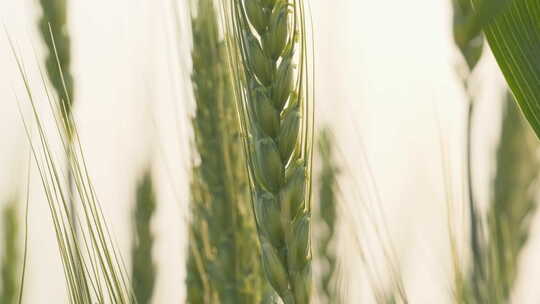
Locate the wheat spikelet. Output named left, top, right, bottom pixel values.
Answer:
left=222, top=1, right=314, bottom=303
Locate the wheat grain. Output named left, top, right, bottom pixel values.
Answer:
left=222, top=0, right=313, bottom=303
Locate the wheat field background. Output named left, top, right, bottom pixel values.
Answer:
left=0, top=0, right=539, bottom=303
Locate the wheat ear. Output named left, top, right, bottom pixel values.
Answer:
left=38, top=0, right=78, bottom=245
left=186, top=0, right=267, bottom=302
left=316, top=128, right=340, bottom=304
left=10, top=42, right=134, bottom=303
left=0, top=200, right=19, bottom=304
left=131, top=169, right=156, bottom=304
left=222, top=1, right=314, bottom=303
left=38, top=0, right=74, bottom=138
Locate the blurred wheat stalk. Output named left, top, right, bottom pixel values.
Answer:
left=451, top=1, right=485, bottom=299
left=185, top=0, right=266, bottom=303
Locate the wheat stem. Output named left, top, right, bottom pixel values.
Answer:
left=451, top=0, right=485, bottom=301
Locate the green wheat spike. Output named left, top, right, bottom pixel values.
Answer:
left=131, top=169, right=157, bottom=304
left=185, top=0, right=266, bottom=303
left=38, top=0, right=74, bottom=134
left=38, top=0, right=78, bottom=245
left=0, top=200, right=19, bottom=304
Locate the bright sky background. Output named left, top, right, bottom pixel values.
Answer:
left=1, top=0, right=539, bottom=303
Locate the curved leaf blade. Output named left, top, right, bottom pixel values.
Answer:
left=479, top=0, right=540, bottom=137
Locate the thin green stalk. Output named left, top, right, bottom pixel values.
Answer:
left=186, top=0, right=266, bottom=303
left=1, top=200, right=19, bottom=304
left=451, top=0, right=485, bottom=301
left=222, top=1, right=314, bottom=303
left=316, top=128, right=339, bottom=304
left=131, top=169, right=156, bottom=304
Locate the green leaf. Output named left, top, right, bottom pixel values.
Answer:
left=478, top=0, right=540, bottom=138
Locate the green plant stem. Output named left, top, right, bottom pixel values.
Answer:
left=451, top=1, right=486, bottom=301
left=465, top=93, right=484, bottom=302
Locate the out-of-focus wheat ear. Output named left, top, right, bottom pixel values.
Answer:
left=221, top=0, right=314, bottom=303
left=315, top=128, right=340, bottom=304
left=131, top=168, right=156, bottom=304
left=38, top=0, right=74, bottom=131
left=484, top=93, right=540, bottom=303
left=10, top=38, right=134, bottom=303
left=0, top=199, right=19, bottom=304
left=185, top=0, right=267, bottom=303
left=37, top=0, right=78, bottom=253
